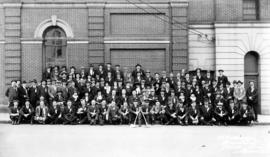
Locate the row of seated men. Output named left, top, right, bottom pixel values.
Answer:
left=9, top=92, right=255, bottom=126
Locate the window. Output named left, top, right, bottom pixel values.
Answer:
left=243, top=0, right=259, bottom=20
left=43, top=26, right=67, bottom=68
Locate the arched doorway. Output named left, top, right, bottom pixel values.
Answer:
left=42, top=26, right=67, bottom=70
left=244, top=51, right=260, bottom=113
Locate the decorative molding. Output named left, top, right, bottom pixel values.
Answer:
left=21, top=41, right=89, bottom=44
left=22, top=3, right=87, bottom=9
left=104, top=40, right=170, bottom=44
left=34, top=15, right=74, bottom=38
left=67, top=41, right=89, bottom=44
left=86, top=3, right=105, bottom=8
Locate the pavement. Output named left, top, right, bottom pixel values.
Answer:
left=1, top=105, right=270, bottom=157
left=0, top=124, right=269, bottom=157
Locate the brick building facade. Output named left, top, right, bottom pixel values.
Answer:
left=0, top=0, right=270, bottom=114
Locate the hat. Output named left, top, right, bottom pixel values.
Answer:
left=237, top=80, right=243, bottom=84
left=229, top=99, right=234, bottom=104
left=226, top=82, right=231, bottom=85
left=33, top=79, right=37, bottom=83
left=133, top=82, right=141, bottom=86
left=70, top=66, right=76, bottom=69
left=60, top=71, right=67, bottom=76
left=135, top=64, right=141, bottom=67
left=89, top=64, right=94, bottom=67
left=146, top=69, right=150, bottom=73
left=22, top=80, right=27, bottom=84
left=13, top=99, right=19, bottom=103
left=218, top=69, right=224, bottom=72
left=233, top=80, right=237, bottom=84
left=195, top=68, right=202, bottom=72
left=115, top=64, right=120, bottom=67
left=57, top=90, right=63, bottom=94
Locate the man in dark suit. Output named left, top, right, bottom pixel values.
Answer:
left=227, top=99, right=240, bottom=125
left=217, top=69, right=228, bottom=88
left=47, top=100, right=61, bottom=124
left=37, top=80, right=49, bottom=102
left=18, top=81, right=29, bottom=108
left=5, top=80, right=18, bottom=107
left=200, top=100, right=216, bottom=125
left=246, top=80, right=258, bottom=121
left=19, top=100, right=34, bottom=124
left=214, top=101, right=228, bottom=125
left=132, top=64, right=145, bottom=79
left=28, top=80, right=39, bottom=108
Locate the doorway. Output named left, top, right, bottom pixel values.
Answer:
left=244, top=51, right=260, bottom=113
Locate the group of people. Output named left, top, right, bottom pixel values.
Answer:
left=6, top=63, right=258, bottom=126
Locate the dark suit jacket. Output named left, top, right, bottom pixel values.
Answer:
left=246, top=87, right=258, bottom=104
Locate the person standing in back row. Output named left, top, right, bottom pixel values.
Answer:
left=5, top=80, right=18, bottom=108
left=246, top=80, right=258, bottom=122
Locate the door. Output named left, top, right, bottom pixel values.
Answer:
left=43, top=26, right=67, bottom=69
left=244, top=51, right=260, bottom=113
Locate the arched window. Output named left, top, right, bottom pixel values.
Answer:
left=43, top=26, right=67, bottom=69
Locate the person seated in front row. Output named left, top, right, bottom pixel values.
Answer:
left=227, top=99, right=240, bottom=125
left=87, top=100, right=98, bottom=125
left=97, top=100, right=108, bottom=125
left=214, top=101, right=228, bottom=125
left=199, top=99, right=216, bottom=125
left=19, top=100, right=34, bottom=124
left=34, top=100, right=48, bottom=124
left=47, top=100, right=61, bottom=124
left=119, top=101, right=130, bottom=125
left=150, top=101, right=166, bottom=125
left=239, top=102, right=254, bottom=125
left=187, top=99, right=200, bottom=125
left=63, top=100, right=77, bottom=125
left=165, top=101, right=178, bottom=125
left=76, top=99, right=88, bottom=124
left=107, top=101, right=121, bottom=125
left=9, top=100, right=20, bottom=125
left=176, top=101, right=188, bottom=125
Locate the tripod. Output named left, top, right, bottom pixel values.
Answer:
left=130, top=107, right=150, bottom=128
